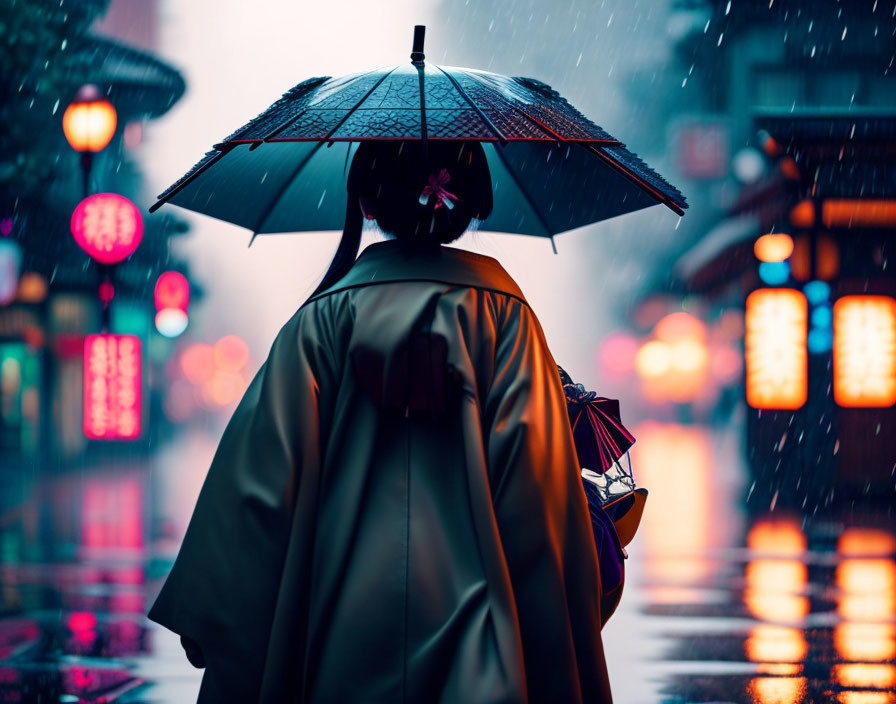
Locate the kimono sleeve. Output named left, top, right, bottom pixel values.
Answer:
left=147, top=297, right=338, bottom=702
left=483, top=297, right=611, bottom=703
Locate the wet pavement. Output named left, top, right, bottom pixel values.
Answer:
left=1, top=421, right=894, bottom=703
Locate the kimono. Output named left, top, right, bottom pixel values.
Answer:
left=148, top=238, right=614, bottom=704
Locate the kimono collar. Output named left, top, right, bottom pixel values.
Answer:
left=305, top=239, right=529, bottom=306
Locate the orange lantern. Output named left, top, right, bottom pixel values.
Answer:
left=62, top=85, right=117, bottom=153
left=833, top=296, right=896, bottom=408
left=753, top=233, right=794, bottom=263
left=745, top=289, right=808, bottom=410
left=83, top=334, right=141, bottom=440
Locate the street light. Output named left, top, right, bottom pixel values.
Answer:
left=62, top=84, right=117, bottom=196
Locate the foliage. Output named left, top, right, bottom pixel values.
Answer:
left=0, top=0, right=109, bottom=200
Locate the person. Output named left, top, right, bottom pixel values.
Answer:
left=148, top=139, right=614, bottom=703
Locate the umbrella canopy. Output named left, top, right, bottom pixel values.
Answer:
left=558, top=366, right=636, bottom=473
left=150, top=26, right=687, bottom=239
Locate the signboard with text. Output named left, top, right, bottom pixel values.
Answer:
left=83, top=334, right=141, bottom=440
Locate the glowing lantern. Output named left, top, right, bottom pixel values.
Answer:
left=154, top=271, right=189, bottom=311
left=83, top=334, right=141, bottom=440
left=833, top=296, right=896, bottom=408
left=745, top=289, right=808, bottom=410
left=16, top=272, right=47, bottom=303
left=155, top=308, right=188, bottom=338
left=62, top=85, right=117, bottom=153
left=753, top=233, right=793, bottom=263
left=70, top=193, right=143, bottom=264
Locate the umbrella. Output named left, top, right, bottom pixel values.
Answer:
left=558, top=366, right=636, bottom=473
left=149, top=26, right=687, bottom=243
left=558, top=365, right=646, bottom=550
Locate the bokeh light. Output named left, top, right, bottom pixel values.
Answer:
left=70, top=193, right=143, bottom=265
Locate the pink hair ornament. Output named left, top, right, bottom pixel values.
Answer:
left=418, top=168, right=460, bottom=210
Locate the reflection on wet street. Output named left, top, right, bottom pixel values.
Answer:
left=1, top=421, right=894, bottom=702
left=606, top=422, right=896, bottom=704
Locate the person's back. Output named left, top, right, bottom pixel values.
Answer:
left=148, top=141, right=613, bottom=703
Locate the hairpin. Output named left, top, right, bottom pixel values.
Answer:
left=418, top=168, right=459, bottom=210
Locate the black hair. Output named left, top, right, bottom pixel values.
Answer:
left=310, top=140, right=493, bottom=296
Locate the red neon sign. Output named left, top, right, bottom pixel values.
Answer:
left=83, top=334, right=141, bottom=440
left=70, top=193, right=143, bottom=264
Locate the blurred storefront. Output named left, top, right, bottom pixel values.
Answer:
left=0, top=0, right=193, bottom=471
left=628, top=0, right=896, bottom=512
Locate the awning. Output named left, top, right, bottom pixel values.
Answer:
left=71, top=35, right=186, bottom=119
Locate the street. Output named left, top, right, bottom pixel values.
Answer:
left=2, top=419, right=893, bottom=703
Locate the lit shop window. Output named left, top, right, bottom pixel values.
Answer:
left=745, top=289, right=808, bottom=410
left=833, top=296, right=896, bottom=408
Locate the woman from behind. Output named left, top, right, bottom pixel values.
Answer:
left=148, top=139, right=614, bottom=703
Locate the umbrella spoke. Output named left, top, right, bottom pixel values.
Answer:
left=252, top=142, right=327, bottom=236
left=434, top=66, right=507, bottom=145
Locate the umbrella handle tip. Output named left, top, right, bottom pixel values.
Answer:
left=411, top=25, right=425, bottom=62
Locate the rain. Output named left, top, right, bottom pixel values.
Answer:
left=1, top=0, right=896, bottom=701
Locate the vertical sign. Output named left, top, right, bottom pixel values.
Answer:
left=745, top=289, right=808, bottom=410
left=833, top=296, right=896, bottom=408
left=83, top=334, right=141, bottom=440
